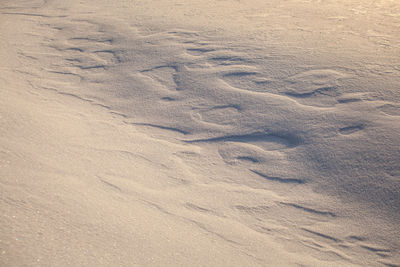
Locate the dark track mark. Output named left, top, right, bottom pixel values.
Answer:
left=168, top=31, right=199, bottom=37
left=140, top=65, right=179, bottom=73
left=47, top=70, right=83, bottom=80
left=361, top=245, right=391, bottom=253
left=280, top=202, right=336, bottom=217
left=381, top=262, right=400, bottom=267
left=210, top=56, right=245, bottom=61
left=172, top=73, right=182, bottom=90
left=209, top=104, right=242, bottom=111
left=302, top=228, right=339, bottom=242
left=337, top=98, right=362, bottom=104
left=132, top=123, right=189, bottom=135
left=110, top=111, right=128, bottom=118
left=223, top=71, right=258, bottom=77
left=65, top=47, right=84, bottom=52
left=93, top=49, right=117, bottom=54
left=339, top=125, right=365, bottom=135
left=254, top=79, right=272, bottom=85
left=236, top=156, right=259, bottom=163
left=377, top=252, right=391, bottom=258
left=185, top=131, right=300, bottom=147
left=69, top=37, right=113, bottom=44
left=185, top=203, right=217, bottom=215
left=347, top=235, right=366, bottom=241
left=99, top=178, right=121, bottom=192
left=187, top=48, right=215, bottom=53
left=250, top=170, right=305, bottom=184
left=53, top=91, right=110, bottom=110
left=160, top=96, right=176, bottom=101
left=76, top=65, right=106, bottom=70
left=1, top=12, right=67, bottom=18
left=285, top=86, right=338, bottom=98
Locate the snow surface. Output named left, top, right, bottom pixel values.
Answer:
left=1, top=0, right=399, bottom=266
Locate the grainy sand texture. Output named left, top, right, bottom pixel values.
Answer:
left=1, top=0, right=399, bottom=266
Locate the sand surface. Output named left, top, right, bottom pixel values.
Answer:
left=1, top=0, right=399, bottom=266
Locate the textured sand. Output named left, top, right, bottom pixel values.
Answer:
left=1, top=0, right=399, bottom=266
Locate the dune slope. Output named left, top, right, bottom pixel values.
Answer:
left=1, top=0, right=399, bottom=266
